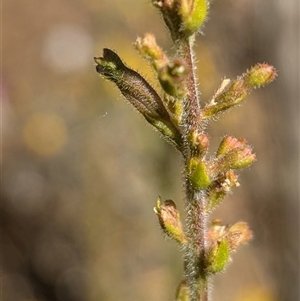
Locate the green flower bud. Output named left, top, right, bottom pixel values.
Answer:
left=202, top=78, right=249, bottom=119
left=202, top=63, right=276, bottom=119
left=245, top=63, right=277, bottom=88
left=154, top=197, right=187, bottom=244
left=206, top=239, right=230, bottom=274
left=179, top=0, right=208, bottom=38
left=153, top=0, right=208, bottom=41
left=225, top=146, right=256, bottom=170
left=135, top=33, right=165, bottom=62
left=158, top=59, right=188, bottom=98
left=188, top=157, right=212, bottom=190
left=215, top=136, right=256, bottom=172
left=206, top=220, right=252, bottom=273
left=206, top=170, right=239, bottom=211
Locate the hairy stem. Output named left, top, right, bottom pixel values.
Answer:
left=179, top=37, right=209, bottom=301
left=180, top=37, right=201, bottom=130
left=184, top=183, right=209, bottom=301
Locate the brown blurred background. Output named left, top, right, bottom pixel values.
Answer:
left=2, top=0, right=299, bottom=301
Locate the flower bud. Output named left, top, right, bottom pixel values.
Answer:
left=225, top=146, right=256, bottom=169
left=206, top=239, right=230, bottom=274
left=136, top=35, right=188, bottom=98
left=206, top=170, right=239, bottom=211
left=188, top=157, right=212, bottom=190
left=202, top=63, right=276, bottom=119
left=95, top=49, right=182, bottom=148
left=158, top=59, right=188, bottom=97
left=215, top=136, right=256, bottom=171
left=206, top=220, right=252, bottom=273
left=154, top=197, right=187, bottom=244
left=245, top=63, right=277, bottom=88
left=189, top=130, right=209, bottom=158
left=179, top=0, right=208, bottom=38
left=216, top=136, right=246, bottom=157
left=226, top=222, right=253, bottom=251
left=135, top=33, right=165, bottom=61
left=201, top=78, right=249, bottom=119
left=153, top=0, right=208, bottom=41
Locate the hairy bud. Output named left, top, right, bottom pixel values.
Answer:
left=154, top=197, right=187, bottom=244
left=95, top=49, right=182, bottom=148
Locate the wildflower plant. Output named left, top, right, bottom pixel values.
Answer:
left=94, top=1, right=277, bottom=300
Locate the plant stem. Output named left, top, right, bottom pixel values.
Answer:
left=184, top=183, right=209, bottom=301
left=178, top=37, right=209, bottom=301
left=180, top=37, right=201, bottom=130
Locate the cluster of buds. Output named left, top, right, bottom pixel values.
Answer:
left=94, top=0, right=276, bottom=257
left=135, top=33, right=188, bottom=125
left=94, top=1, right=276, bottom=155
left=152, top=0, right=208, bottom=41
left=154, top=196, right=253, bottom=274
left=205, top=220, right=253, bottom=273
left=94, top=53, right=276, bottom=155
left=187, top=134, right=256, bottom=210
left=94, top=0, right=277, bottom=297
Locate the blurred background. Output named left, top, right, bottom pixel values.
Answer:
left=2, top=0, right=299, bottom=300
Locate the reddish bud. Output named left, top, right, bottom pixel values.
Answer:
left=216, top=136, right=246, bottom=157
left=215, top=136, right=256, bottom=171
left=189, top=130, right=209, bottom=158
left=245, top=63, right=277, bottom=88
left=135, top=33, right=165, bottom=62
